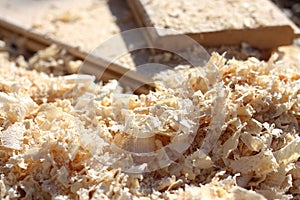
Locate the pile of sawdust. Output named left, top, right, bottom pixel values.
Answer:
left=0, top=44, right=299, bottom=199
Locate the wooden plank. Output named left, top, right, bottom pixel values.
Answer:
left=0, top=0, right=136, bottom=53
left=128, top=0, right=300, bottom=50
left=0, top=0, right=154, bottom=94
left=0, top=19, right=154, bottom=94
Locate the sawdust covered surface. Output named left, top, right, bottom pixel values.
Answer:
left=138, top=0, right=293, bottom=34
left=0, top=0, right=135, bottom=52
left=0, top=44, right=300, bottom=199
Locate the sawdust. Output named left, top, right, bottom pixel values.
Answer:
left=0, top=43, right=300, bottom=199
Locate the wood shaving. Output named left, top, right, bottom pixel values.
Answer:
left=1, top=122, right=25, bottom=150
left=0, top=44, right=300, bottom=199
left=21, top=44, right=81, bottom=76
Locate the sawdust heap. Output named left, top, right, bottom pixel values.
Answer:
left=0, top=45, right=300, bottom=199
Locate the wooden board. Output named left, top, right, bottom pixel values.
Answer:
left=128, top=0, right=300, bottom=50
left=0, top=0, right=138, bottom=54
left=0, top=0, right=154, bottom=93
